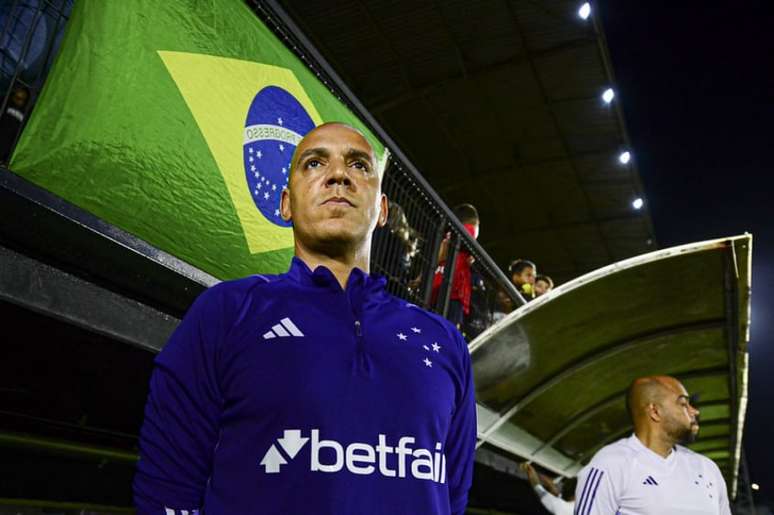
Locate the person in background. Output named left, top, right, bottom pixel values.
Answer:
left=520, top=462, right=574, bottom=515
left=431, top=203, right=480, bottom=330
left=0, top=85, right=30, bottom=162
left=575, top=375, right=730, bottom=514
left=534, top=274, right=554, bottom=298
left=491, top=288, right=515, bottom=324
left=508, top=259, right=536, bottom=301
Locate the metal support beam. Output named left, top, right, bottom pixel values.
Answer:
left=0, top=245, right=178, bottom=352
left=0, top=430, right=138, bottom=465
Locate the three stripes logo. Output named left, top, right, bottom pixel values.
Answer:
left=263, top=317, right=304, bottom=339
left=642, top=475, right=659, bottom=486
left=574, top=467, right=605, bottom=515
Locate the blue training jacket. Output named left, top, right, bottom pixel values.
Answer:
left=133, top=257, right=477, bottom=515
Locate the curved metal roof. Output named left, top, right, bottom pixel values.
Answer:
left=470, top=234, right=752, bottom=496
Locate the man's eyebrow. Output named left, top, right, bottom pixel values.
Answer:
left=296, top=147, right=330, bottom=164
left=677, top=394, right=691, bottom=402
left=344, top=148, right=374, bottom=164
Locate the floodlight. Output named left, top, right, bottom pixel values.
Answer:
left=619, top=151, right=631, bottom=164
left=603, top=88, right=615, bottom=104
left=632, top=198, right=644, bottom=210
left=579, top=3, right=591, bottom=20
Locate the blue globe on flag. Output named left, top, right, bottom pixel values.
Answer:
left=243, top=86, right=315, bottom=227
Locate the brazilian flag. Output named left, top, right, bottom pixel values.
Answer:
left=10, top=0, right=386, bottom=277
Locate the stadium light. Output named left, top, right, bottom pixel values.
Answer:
left=578, top=3, right=591, bottom=20
left=752, top=483, right=760, bottom=491
left=632, top=198, right=644, bottom=210
left=619, top=151, right=631, bottom=164
left=602, top=88, right=615, bottom=104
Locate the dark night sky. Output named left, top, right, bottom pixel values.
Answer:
left=598, top=0, right=774, bottom=506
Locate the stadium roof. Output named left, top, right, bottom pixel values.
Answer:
left=470, top=234, right=752, bottom=496
left=275, top=0, right=656, bottom=284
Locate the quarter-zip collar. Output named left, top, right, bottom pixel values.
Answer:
left=285, top=256, right=388, bottom=304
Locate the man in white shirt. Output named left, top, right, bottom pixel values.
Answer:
left=574, top=375, right=732, bottom=515
left=521, top=462, right=574, bottom=515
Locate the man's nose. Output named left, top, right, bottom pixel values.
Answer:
left=325, top=162, right=352, bottom=187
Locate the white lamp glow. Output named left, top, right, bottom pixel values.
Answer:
left=603, top=88, right=615, bottom=104
left=579, top=3, right=591, bottom=20
left=632, top=198, right=644, bottom=210
left=619, top=151, right=631, bottom=164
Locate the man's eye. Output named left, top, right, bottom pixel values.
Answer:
left=352, top=161, right=370, bottom=172
left=305, top=159, right=321, bottom=169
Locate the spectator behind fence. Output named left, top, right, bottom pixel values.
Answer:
left=0, top=85, right=30, bottom=162
left=534, top=274, right=554, bottom=298
left=509, top=258, right=536, bottom=301
left=491, top=288, right=515, bottom=324
left=431, top=203, right=480, bottom=330
left=520, top=462, right=574, bottom=515
left=133, top=123, right=476, bottom=515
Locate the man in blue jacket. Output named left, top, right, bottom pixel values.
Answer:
left=133, top=122, right=477, bottom=515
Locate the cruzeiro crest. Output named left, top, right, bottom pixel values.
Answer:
left=243, top=86, right=315, bottom=227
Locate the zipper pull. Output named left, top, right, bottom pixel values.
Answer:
left=354, top=320, right=362, bottom=337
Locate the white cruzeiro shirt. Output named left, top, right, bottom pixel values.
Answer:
left=574, top=434, right=731, bottom=515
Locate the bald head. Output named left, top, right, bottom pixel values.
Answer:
left=290, top=122, right=380, bottom=179
left=626, top=375, right=700, bottom=449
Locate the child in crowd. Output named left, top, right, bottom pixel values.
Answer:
left=509, top=259, right=537, bottom=300
left=534, top=274, right=554, bottom=297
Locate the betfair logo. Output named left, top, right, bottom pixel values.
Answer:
left=259, top=429, right=447, bottom=483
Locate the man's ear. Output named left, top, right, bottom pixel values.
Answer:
left=280, top=188, right=292, bottom=222
left=377, top=194, right=389, bottom=228
left=647, top=403, right=662, bottom=423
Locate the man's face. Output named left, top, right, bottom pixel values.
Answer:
left=534, top=279, right=552, bottom=297
left=281, top=124, right=388, bottom=252
left=512, top=266, right=536, bottom=287
left=11, top=88, right=28, bottom=108
left=660, top=379, right=700, bottom=445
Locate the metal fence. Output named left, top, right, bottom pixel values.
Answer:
left=0, top=0, right=524, bottom=342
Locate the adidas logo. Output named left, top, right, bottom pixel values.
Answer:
left=643, top=475, right=659, bottom=485
left=263, top=317, right=304, bottom=339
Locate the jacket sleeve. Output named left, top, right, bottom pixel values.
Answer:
left=535, top=485, right=575, bottom=515
left=446, top=329, right=477, bottom=515
left=574, top=463, right=620, bottom=515
left=133, top=286, right=227, bottom=515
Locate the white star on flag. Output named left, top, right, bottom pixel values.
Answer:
left=432, top=342, right=441, bottom=352
left=279, top=144, right=285, bottom=152
left=274, top=209, right=280, bottom=216
left=277, top=117, right=283, bottom=125
left=257, top=183, right=262, bottom=189
left=251, top=165, right=256, bottom=172
left=411, top=327, right=421, bottom=333
left=272, top=184, right=277, bottom=191
left=282, top=167, right=287, bottom=174
left=249, top=156, right=254, bottom=163
left=397, top=333, right=407, bottom=341
left=264, top=192, right=269, bottom=200
left=423, top=345, right=429, bottom=351
left=257, top=150, right=263, bottom=158
left=423, top=358, right=432, bottom=367
left=249, top=147, right=253, bottom=154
